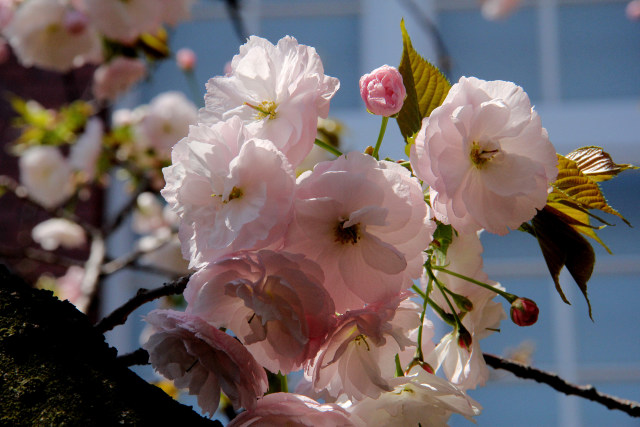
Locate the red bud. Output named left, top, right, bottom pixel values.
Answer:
left=510, top=297, right=539, bottom=326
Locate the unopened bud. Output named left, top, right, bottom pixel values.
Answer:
left=359, top=65, right=406, bottom=116
left=176, top=48, right=197, bottom=71
left=457, top=328, right=473, bottom=351
left=510, top=297, right=539, bottom=327
left=419, top=361, right=435, bottom=375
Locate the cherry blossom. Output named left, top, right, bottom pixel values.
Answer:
left=359, top=65, right=406, bottom=116
left=135, top=91, right=197, bottom=159
left=199, top=35, right=340, bottom=167
left=228, top=393, right=354, bottom=427
left=143, top=309, right=268, bottom=414
left=481, top=0, right=521, bottom=21
left=305, top=295, right=421, bottom=400
left=92, top=57, right=146, bottom=101
left=185, top=250, right=336, bottom=374
left=19, top=145, right=74, bottom=208
left=348, top=369, right=481, bottom=426
left=4, top=0, right=102, bottom=71
left=284, top=151, right=433, bottom=312
left=32, top=218, right=86, bottom=251
left=70, top=117, right=103, bottom=181
left=162, top=117, right=295, bottom=268
left=410, top=76, right=558, bottom=235
left=84, top=0, right=160, bottom=44
left=176, top=47, right=197, bottom=71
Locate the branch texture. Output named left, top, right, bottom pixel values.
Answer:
left=94, top=274, right=191, bottom=333
left=484, top=353, right=640, bottom=417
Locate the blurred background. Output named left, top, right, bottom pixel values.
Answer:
left=1, top=0, right=639, bottom=425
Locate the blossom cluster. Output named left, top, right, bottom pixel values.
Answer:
left=0, top=0, right=196, bottom=99
left=139, top=33, right=559, bottom=425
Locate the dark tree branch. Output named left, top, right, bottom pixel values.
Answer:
left=117, top=348, right=150, bottom=367
left=484, top=353, right=640, bottom=417
left=101, top=178, right=150, bottom=236
left=0, top=246, right=84, bottom=268
left=94, top=274, right=191, bottom=334
left=101, top=235, right=172, bottom=276
left=0, top=175, right=100, bottom=236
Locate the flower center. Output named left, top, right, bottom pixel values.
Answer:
left=245, top=101, right=278, bottom=120
left=334, top=220, right=360, bottom=245
left=354, top=334, right=370, bottom=351
left=211, top=186, right=243, bottom=203
left=470, top=141, right=499, bottom=169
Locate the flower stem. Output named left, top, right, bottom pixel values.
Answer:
left=372, top=116, right=389, bottom=160
left=314, top=138, right=343, bottom=157
left=416, top=276, right=432, bottom=361
left=431, top=265, right=517, bottom=303
left=279, top=373, right=288, bottom=393
left=395, top=353, right=404, bottom=377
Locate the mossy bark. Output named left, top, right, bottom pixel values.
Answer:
left=0, top=264, right=220, bottom=426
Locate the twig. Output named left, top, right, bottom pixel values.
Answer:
left=117, top=348, right=150, bottom=367
left=101, top=235, right=171, bottom=276
left=94, top=274, right=191, bottom=334
left=102, top=178, right=149, bottom=236
left=0, top=175, right=99, bottom=235
left=484, top=353, right=640, bottom=417
left=0, top=246, right=84, bottom=268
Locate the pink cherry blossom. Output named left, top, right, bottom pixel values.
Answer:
left=55, top=265, right=85, bottom=306
left=199, top=35, right=340, bottom=168
left=92, top=57, right=146, bottom=101
left=228, top=393, right=354, bottom=427
left=70, top=117, right=103, bottom=181
left=162, top=117, right=295, bottom=268
left=410, top=76, right=558, bottom=235
left=143, top=309, right=268, bottom=414
left=135, top=91, right=197, bottom=159
left=159, top=0, right=195, bottom=27
left=359, top=65, right=406, bottom=116
left=84, top=0, right=161, bottom=44
left=185, top=250, right=336, bottom=374
left=348, top=369, right=481, bottom=426
left=627, top=0, right=640, bottom=20
left=481, top=0, right=521, bottom=21
left=4, top=0, right=102, bottom=72
left=284, top=151, right=434, bottom=312
left=19, top=145, right=74, bottom=208
left=305, top=295, right=421, bottom=400
left=176, top=47, right=197, bottom=71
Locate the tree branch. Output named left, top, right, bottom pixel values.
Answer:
left=94, top=274, right=191, bottom=334
left=101, top=178, right=149, bottom=236
left=484, top=353, right=640, bottom=417
left=117, top=348, right=150, bottom=367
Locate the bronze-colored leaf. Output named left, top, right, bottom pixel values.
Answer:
left=565, top=146, right=638, bottom=183
left=531, top=207, right=595, bottom=319
left=553, top=154, right=630, bottom=226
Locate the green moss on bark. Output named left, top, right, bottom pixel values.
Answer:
left=0, top=265, right=219, bottom=426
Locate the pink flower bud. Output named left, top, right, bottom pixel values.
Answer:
left=510, top=297, right=539, bottom=326
left=176, top=47, right=196, bottom=71
left=359, top=64, right=406, bottom=116
left=64, top=9, right=89, bottom=35
left=627, top=0, right=640, bottom=21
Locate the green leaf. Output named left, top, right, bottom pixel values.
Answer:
left=565, top=146, right=638, bottom=183
left=531, top=207, right=595, bottom=319
left=430, top=222, right=453, bottom=264
left=396, top=19, right=451, bottom=144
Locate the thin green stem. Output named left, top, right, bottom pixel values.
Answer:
left=431, top=265, right=517, bottom=303
left=314, top=138, right=343, bottom=157
left=395, top=353, right=404, bottom=377
left=426, top=265, right=465, bottom=331
left=412, top=283, right=454, bottom=326
left=371, top=116, right=389, bottom=160
left=416, top=276, right=433, bottom=361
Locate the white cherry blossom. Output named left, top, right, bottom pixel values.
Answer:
left=19, top=145, right=74, bottom=208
